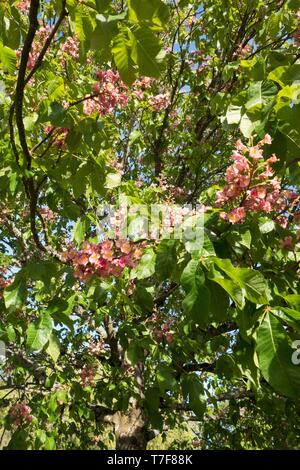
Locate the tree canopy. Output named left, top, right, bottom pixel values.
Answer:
left=0, top=0, right=300, bottom=450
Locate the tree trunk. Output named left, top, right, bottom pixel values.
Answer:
left=114, top=407, right=148, bottom=450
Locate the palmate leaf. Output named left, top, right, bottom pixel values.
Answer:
left=256, top=312, right=300, bottom=398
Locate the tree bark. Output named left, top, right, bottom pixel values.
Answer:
left=114, top=407, right=148, bottom=450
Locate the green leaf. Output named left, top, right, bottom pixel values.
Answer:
left=45, top=332, right=60, bottom=363
left=128, top=0, right=169, bottom=28
left=282, top=295, right=300, bottom=311
left=133, top=285, right=153, bottom=313
left=216, top=355, right=241, bottom=380
left=277, top=104, right=300, bottom=152
left=227, top=228, right=252, bottom=250
left=144, top=387, right=163, bottom=430
left=181, top=373, right=206, bottom=419
left=156, top=364, right=177, bottom=392
left=207, top=262, right=245, bottom=309
left=70, top=6, right=95, bottom=49
left=156, top=240, right=177, bottom=281
left=181, top=259, right=204, bottom=292
left=240, top=113, right=258, bottom=138
left=4, top=275, right=27, bottom=309
left=6, top=325, right=16, bottom=342
left=181, top=260, right=211, bottom=324
left=211, top=276, right=245, bottom=309
left=49, top=102, right=70, bottom=127
left=72, top=218, right=87, bottom=245
left=214, top=258, right=270, bottom=305
left=0, top=42, right=16, bottom=73
left=207, top=280, right=230, bottom=323
left=44, top=436, right=56, bottom=450
left=259, top=218, right=275, bottom=234
left=48, top=297, right=75, bottom=332
left=130, top=26, right=164, bottom=78
left=226, top=105, right=241, bottom=124
left=105, top=172, right=122, bottom=189
left=256, top=313, right=300, bottom=398
left=268, top=64, right=300, bottom=87
left=26, top=313, right=53, bottom=352
left=236, top=269, right=270, bottom=305
left=271, top=307, right=300, bottom=333
left=23, top=113, right=38, bottom=132
left=126, top=341, right=144, bottom=365
left=112, top=28, right=137, bottom=85
left=26, top=260, right=59, bottom=285
left=130, top=248, right=156, bottom=279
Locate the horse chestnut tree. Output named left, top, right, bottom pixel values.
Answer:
left=0, top=0, right=300, bottom=450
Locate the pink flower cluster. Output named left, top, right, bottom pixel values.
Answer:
left=61, top=36, right=80, bottom=60
left=44, top=125, right=69, bottom=148
left=279, top=236, right=295, bottom=251
left=9, top=402, right=33, bottom=426
left=0, top=268, right=10, bottom=298
left=27, top=26, right=51, bottom=70
left=294, top=11, right=300, bottom=46
left=149, top=93, right=171, bottom=112
left=234, top=43, right=252, bottom=59
left=157, top=172, right=185, bottom=199
left=17, top=0, right=30, bottom=13
left=185, top=16, right=197, bottom=29
left=88, top=341, right=105, bottom=356
left=215, top=135, right=299, bottom=225
left=84, top=69, right=128, bottom=116
left=149, top=316, right=175, bottom=344
left=40, top=207, right=56, bottom=222
left=132, top=76, right=153, bottom=100
left=61, top=240, right=144, bottom=280
left=80, top=364, right=96, bottom=387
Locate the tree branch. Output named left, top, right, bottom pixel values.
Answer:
left=24, top=0, right=68, bottom=85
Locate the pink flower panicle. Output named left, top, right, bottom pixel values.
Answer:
left=9, top=402, right=33, bottom=427
left=0, top=268, right=10, bottom=299
left=61, top=36, right=80, bottom=60
left=149, top=93, right=171, bottom=112
left=26, top=26, right=51, bottom=70
left=294, top=11, right=300, bottom=45
left=61, top=240, right=144, bottom=281
left=132, top=76, right=153, bottom=100
left=80, top=364, right=96, bottom=388
left=40, top=207, right=56, bottom=222
left=151, top=318, right=175, bottom=344
left=84, top=69, right=129, bottom=116
left=17, top=1, right=30, bottom=13
left=234, top=43, right=252, bottom=59
left=43, top=125, right=69, bottom=147
left=215, top=135, right=300, bottom=225
left=279, top=236, right=294, bottom=251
